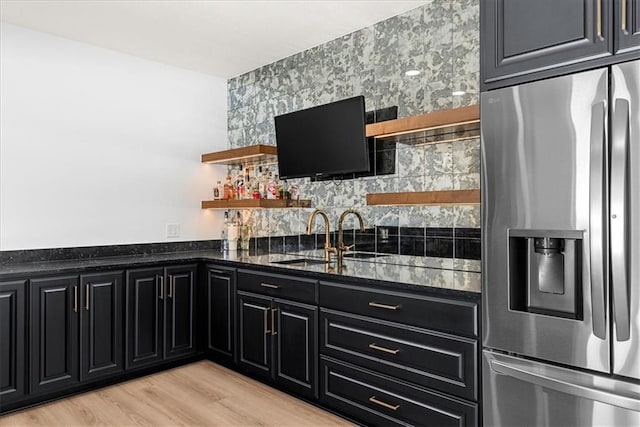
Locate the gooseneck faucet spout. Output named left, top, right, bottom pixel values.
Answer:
left=337, top=209, right=365, bottom=264
left=306, top=209, right=337, bottom=262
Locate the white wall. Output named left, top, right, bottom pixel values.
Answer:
left=0, top=23, right=228, bottom=250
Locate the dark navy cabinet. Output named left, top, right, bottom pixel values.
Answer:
left=482, top=0, right=639, bottom=90
left=204, top=265, right=236, bottom=364
left=236, top=269, right=319, bottom=400
left=126, top=265, right=197, bottom=370
left=616, top=0, right=640, bottom=54
left=0, top=280, right=26, bottom=406
left=29, top=275, right=80, bottom=395
left=80, top=271, right=124, bottom=382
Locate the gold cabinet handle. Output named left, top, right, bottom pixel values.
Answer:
left=369, top=343, right=400, bottom=355
left=622, top=0, right=627, bottom=31
left=369, top=396, right=399, bottom=411
left=368, top=302, right=400, bottom=310
left=73, top=285, right=78, bottom=313
left=264, top=309, right=271, bottom=335
left=168, top=275, right=173, bottom=298
left=597, top=0, right=602, bottom=37
left=85, top=284, right=90, bottom=311
left=272, top=308, right=278, bottom=336
left=158, top=275, right=164, bottom=300
left=260, top=283, right=280, bottom=289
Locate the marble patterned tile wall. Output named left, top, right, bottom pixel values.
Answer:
left=227, top=0, right=479, bottom=239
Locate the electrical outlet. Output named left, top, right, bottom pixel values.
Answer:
left=166, top=223, right=181, bottom=238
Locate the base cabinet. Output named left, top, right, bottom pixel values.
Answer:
left=320, top=357, right=478, bottom=427
left=164, top=265, right=197, bottom=360
left=238, top=291, right=318, bottom=400
left=29, top=275, right=80, bottom=395
left=0, top=280, right=26, bottom=405
left=126, top=265, right=197, bottom=370
left=80, top=271, right=124, bottom=382
left=205, top=265, right=236, bottom=363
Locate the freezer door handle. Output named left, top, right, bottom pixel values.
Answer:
left=488, top=353, right=640, bottom=412
left=589, top=101, right=607, bottom=339
left=611, top=98, right=631, bottom=341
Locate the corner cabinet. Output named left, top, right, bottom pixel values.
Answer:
left=482, top=0, right=640, bottom=90
left=236, top=269, right=318, bottom=400
left=126, top=264, right=197, bottom=370
left=204, top=264, right=236, bottom=364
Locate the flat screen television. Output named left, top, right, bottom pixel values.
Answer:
left=274, top=96, right=369, bottom=180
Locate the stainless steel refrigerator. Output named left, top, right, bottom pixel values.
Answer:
left=481, top=59, right=640, bottom=426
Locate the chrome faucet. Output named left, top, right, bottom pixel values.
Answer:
left=337, top=209, right=365, bottom=264
left=306, top=209, right=337, bottom=262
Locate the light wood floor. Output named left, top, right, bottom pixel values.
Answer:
left=0, top=361, right=352, bottom=426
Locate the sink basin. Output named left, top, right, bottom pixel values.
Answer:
left=342, top=252, right=388, bottom=259
left=271, top=258, right=330, bottom=267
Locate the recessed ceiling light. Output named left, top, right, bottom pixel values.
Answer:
left=452, top=90, right=466, bottom=96
left=405, top=70, right=421, bottom=76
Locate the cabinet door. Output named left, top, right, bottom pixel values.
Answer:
left=126, top=268, right=163, bottom=369
left=273, top=299, right=318, bottom=399
left=80, top=271, right=124, bottom=382
left=237, top=291, right=272, bottom=380
left=206, top=267, right=235, bottom=362
left=615, top=0, right=640, bottom=53
left=164, top=265, right=197, bottom=360
left=0, top=280, right=26, bottom=404
left=482, top=0, right=611, bottom=87
left=30, top=276, right=80, bottom=395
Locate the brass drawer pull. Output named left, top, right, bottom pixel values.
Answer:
left=209, top=269, right=225, bottom=274
left=168, top=275, right=173, bottom=298
left=369, top=396, right=399, bottom=411
left=622, top=0, right=627, bottom=31
left=369, top=343, right=400, bottom=355
left=368, top=302, right=399, bottom=310
left=85, top=284, right=90, bottom=311
left=597, top=0, right=602, bottom=37
left=73, top=285, right=78, bottom=313
left=260, top=283, right=280, bottom=289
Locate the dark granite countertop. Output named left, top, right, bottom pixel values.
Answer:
left=0, top=249, right=481, bottom=295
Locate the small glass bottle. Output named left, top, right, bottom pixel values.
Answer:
left=223, top=175, right=232, bottom=200
left=213, top=181, right=222, bottom=200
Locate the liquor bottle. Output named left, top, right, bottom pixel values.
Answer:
left=223, top=175, right=233, bottom=200
left=213, top=181, right=222, bottom=200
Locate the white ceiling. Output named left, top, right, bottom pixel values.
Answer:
left=0, top=0, right=428, bottom=79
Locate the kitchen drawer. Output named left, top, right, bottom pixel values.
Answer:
left=320, top=356, right=478, bottom=427
left=319, top=281, right=478, bottom=337
left=320, top=309, right=477, bottom=401
left=237, top=269, right=317, bottom=304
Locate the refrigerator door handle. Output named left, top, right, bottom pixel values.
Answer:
left=489, top=355, right=640, bottom=412
left=589, top=101, right=607, bottom=339
left=611, top=98, right=631, bottom=341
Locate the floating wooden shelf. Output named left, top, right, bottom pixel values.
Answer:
left=201, top=199, right=311, bottom=209
left=201, top=144, right=278, bottom=165
left=366, top=105, right=480, bottom=145
left=366, top=190, right=480, bottom=206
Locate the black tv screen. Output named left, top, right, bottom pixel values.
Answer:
left=274, top=96, right=369, bottom=180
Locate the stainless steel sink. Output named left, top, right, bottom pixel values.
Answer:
left=271, top=258, right=330, bottom=267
